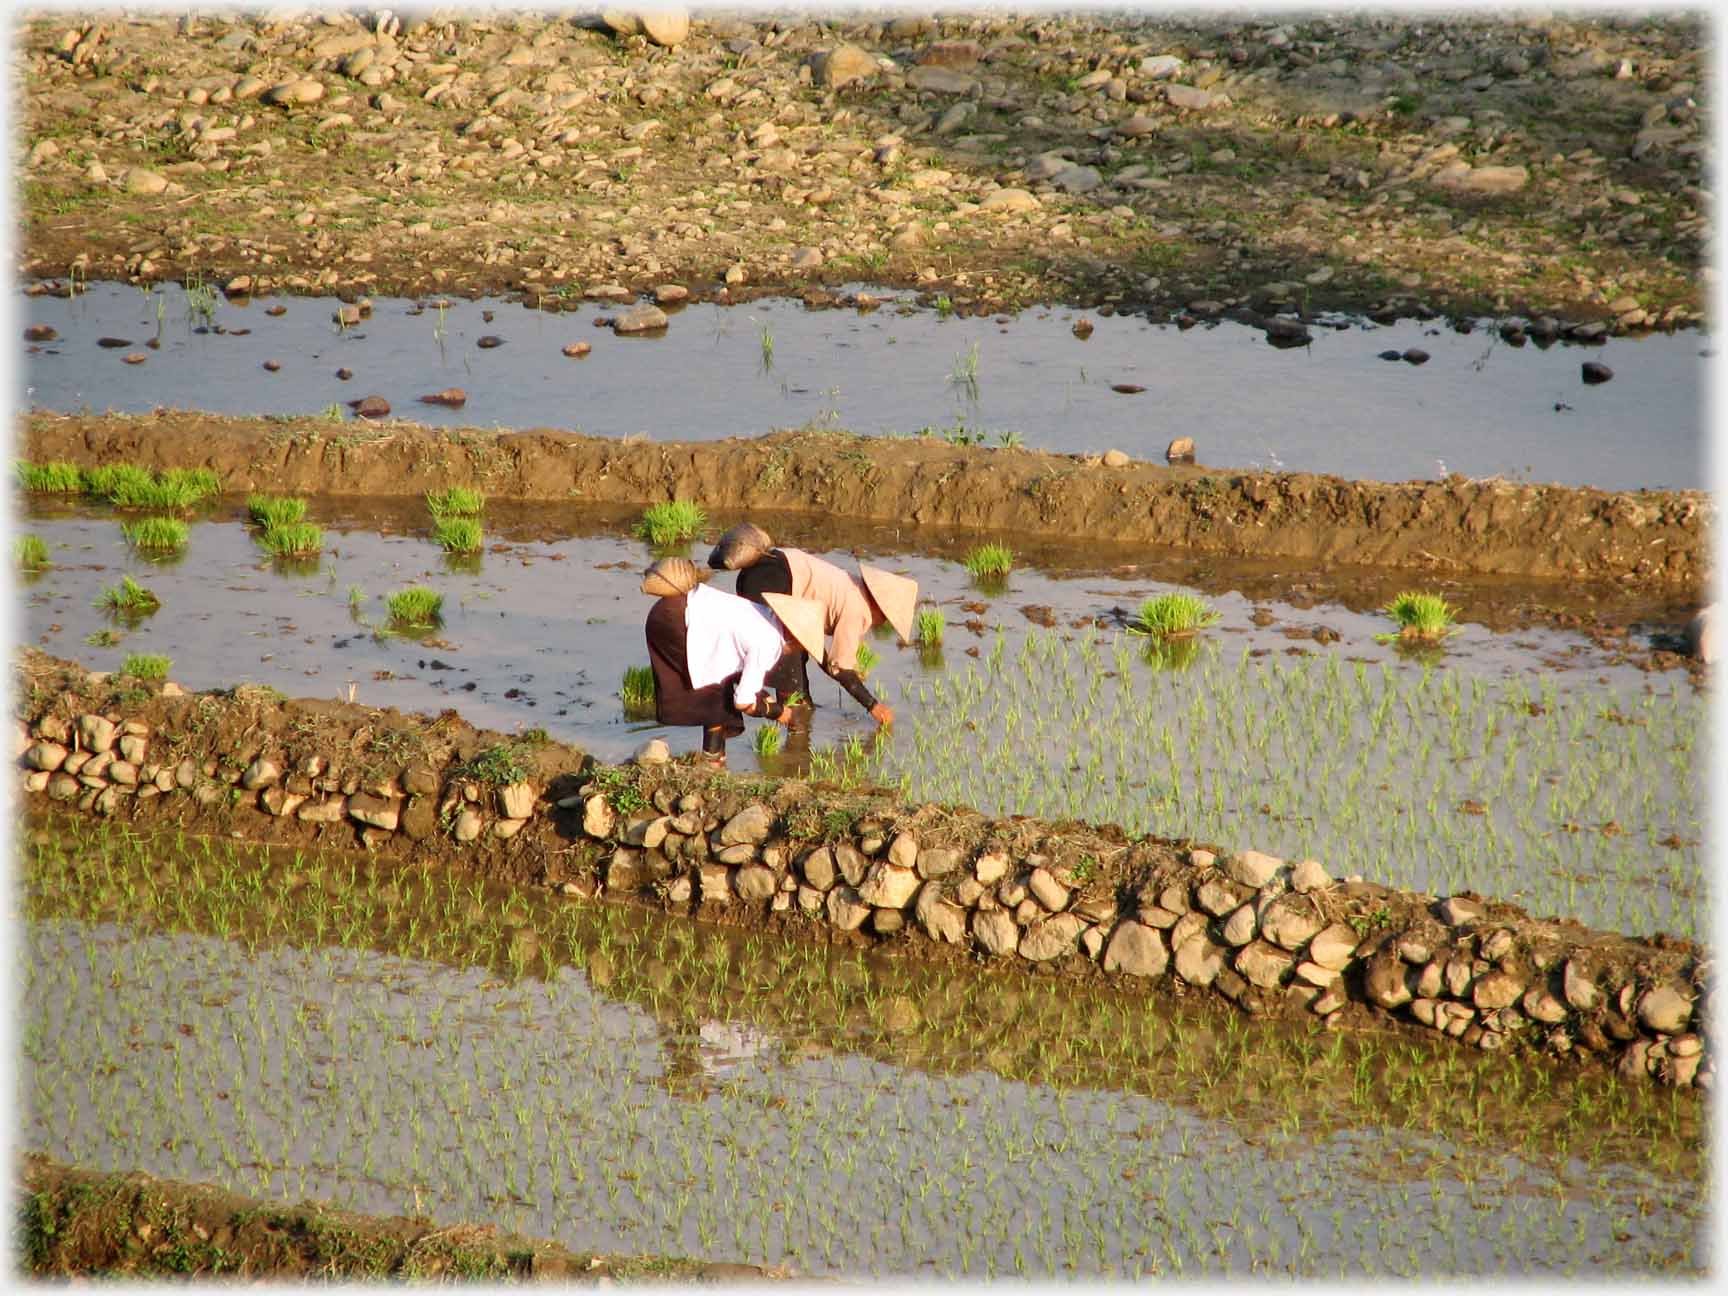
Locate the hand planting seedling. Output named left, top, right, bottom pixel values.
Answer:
left=634, top=500, right=707, bottom=548
left=385, top=586, right=443, bottom=629
left=432, top=516, right=483, bottom=554
left=426, top=487, right=485, bottom=517
left=247, top=494, right=308, bottom=528
left=1127, top=592, right=1219, bottom=638
left=1377, top=591, right=1458, bottom=642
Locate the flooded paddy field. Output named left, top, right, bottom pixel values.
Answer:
left=19, top=821, right=1707, bottom=1280
left=15, top=491, right=1703, bottom=941
left=19, top=281, right=1706, bottom=490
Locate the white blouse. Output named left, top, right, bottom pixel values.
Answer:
left=684, top=583, right=785, bottom=708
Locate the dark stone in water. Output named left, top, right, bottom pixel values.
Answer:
left=262, top=360, right=281, bottom=372
left=420, top=388, right=467, bottom=407
left=229, top=328, right=250, bottom=336
left=23, top=324, right=57, bottom=341
left=482, top=310, right=495, bottom=322
left=1112, top=383, right=1146, bottom=394
left=1377, top=350, right=1403, bottom=361
left=96, top=336, right=132, bottom=348
left=1262, top=318, right=1311, bottom=348
left=352, top=395, right=391, bottom=418
left=477, top=335, right=504, bottom=349
left=266, top=305, right=287, bottom=316
left=335, top=368, right=353, bottom=380
left=1581, top=361, right=1614, bottom=385
left=1401, top=348, right=1429, bottom=365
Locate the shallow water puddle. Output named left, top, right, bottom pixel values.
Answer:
left=19, top=825, right=1706, bottom=1278
left=19, top=282, right=1707, bottom=490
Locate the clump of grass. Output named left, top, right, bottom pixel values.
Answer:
left=425, top=486, right=485, bottom=517
left=633, top=500, right=707, bottom=547
left=963, top=542, right=1014, bottom=580
left=81, top=463, right=154, bottom=501
left=120, top=653, right=171, bottom=680
left=259, top=522, right=323, bottom=557
left=752, top=724, right=784, bottom=757
left=1378, top=591, right=1458, bottom=642
left=15, top=460, right=84, bottom=492
left=247, top=494, right=307, bottom=528
left=620, top=665, right=657, bottom=715
left=386, top=586, right=443, bottom=628
left=432, top=516, right=483, bottom=553
left=120, top=516, right=189, bottom=551
left=856, top=643, right=880, bottom=677
left=1128, top=592, right=1220, bottom=638
left=14, top=535, right=50, bottom=569
left=95, top=575, right=160, bottom=616
left=88, top=464, right=220, bottom=510
left=915, top=608, right=945, bottom=646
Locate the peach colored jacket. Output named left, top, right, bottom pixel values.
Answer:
left=780, top=547, right=876, bottom=672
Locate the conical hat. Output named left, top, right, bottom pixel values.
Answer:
left=708, top=521, right=773, bottom=571
left=762, top=593, right=828, bottom=662
left=858, top=563, right=918, bottom=644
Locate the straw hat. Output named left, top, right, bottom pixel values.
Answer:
left=762, top=593, right=828, bottom=662
left=708, top=521, right=774, bottom=571
left=857, top=563, right=918, bottom=644
left=640, top=556, right=705, bottom=598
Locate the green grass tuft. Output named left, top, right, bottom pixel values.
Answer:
left=619, top=664, right=657, bottom=715
left=247, top=494, right=308, bottom=528
left=14, top=535, right=50, bottom=569
left=15, top=460, right=84, bottom=492
left=425, top=487, right=485, bottom=517
left=752, top=724, right=784, bottom=757
left=386, top=586, right=443, bottom=628
left=855, top=642, right=880, bottom=677
left=120, top=516, right=189, bottom=551
left=915, top=608, right=945, bottom=646
left=259, top=522, right=323, bottom=557
left=1128, top=591, right=1220, bottom=637
left=95, top=575, right=160, bottom=616
left=432, top=516, right=483, bottom=553
left=90, top=464, right=220, bottom=510
left=120, top=652, right=171, bottom=680
left=1378, top=591, right=1458, bottom=641
left=633, top=500, right=707, bottom=547
left=962, top=542, right=1014, bottom=579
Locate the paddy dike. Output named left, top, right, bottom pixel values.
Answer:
left=19, top=412, right=1709, bottom=591
left=20, top=1155, right=780, bottom=1282
left=15, top=648, right=1709, bottom=1091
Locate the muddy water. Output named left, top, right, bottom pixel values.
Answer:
left=19, top=282, right=1706, bottom=490
left=20, top=900, right=1704, bottom=1279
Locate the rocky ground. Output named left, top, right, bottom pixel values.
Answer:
left=14, top=8, right=1710, bottom=325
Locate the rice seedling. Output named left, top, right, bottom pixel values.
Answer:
left=962, top=543, right=1013, bottom=590
left=246, top=494, right=307, bottom=528
left=385, top=586, right=443, bottom=628
left=91, top=464, right=220, bottom=510
left=1378, top=591, right=1459, bottom=641
left=1127, top=592, right=1219, bottom=637
left=619, top=665, right=657, bottom=715
left=259, top=522, right=324, bottom=557
left=950, top=342, right=981, bottom=401
left=14, top=460, right=84, bottom=492
left=759, top=324, right=775, bottom=371
left=633, top=500, right=707, bottom=547
left=14, top=534, right=50, bottom=569
left=752, top=724, right=784, bottom=757
left=425, top=486, right=485, bottom=517
left=119, top=652, right=171, bottom=680
left=855, top=643, right=880, bottom=677
left=120, top=516, right=189, bottom=551
left=432, top=516, right=483, bottom=553
left=94, top=575, right=160, bottom=616
left=915, top=608, right=945, bottom=646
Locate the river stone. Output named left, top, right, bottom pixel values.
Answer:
left=108, top=760, right=138, bottom=786
left=872, top=908, right=905, bottom=935
left=980, top=187, right=1039, bottom=213
left=1638, top=984, right=1692, bottom=1034
left=583, top=794, right=616, bottom=839
left=719, top=803, right=773, bottom=845
left=1051, top=166, right=1102, bottom=195
left=347, top=792, right=399, bottom=831
left=1434, top=163, right=1528, bottom=195
left=714, top=844, right=756, bottom=865
left=297, top=796, right=347, bottom=824
left=632, top=739, right=670, bottom=765
left=1019, top=913, right=1084, bottom=962
left=260, top=786, right=304, bottom=817
left=124, top=167, right=170, bottom=195
left=834, top=842, right=868, bottom=887
left=1117, top=114, right=1159, bottom=138
left=1236, top=941, right=1295, bottom=989
left=1222, top=904, right=1258, bottom=946
left=1102, top=921, right=1167, bottom=978
left=1157, top=883, right=1191, bottom=915
left=827, top=885, right=870, bottom=931
left=886, top=832, right=919, bottom=869
left=796, top=884, right=823, bottom=913
left=48, top=774, right=80, bottom=801
left=1138, top=904, right=1180, bottom=929
left=1173, top=933, right=1226, bottom=987
left=1439, top=896, right=1485, bottom=926
left=497, top=782, right=535, bottom=819
left=698, top=863, right=732, bottom=905
left=1027, top=867, right=1069, bottom=912
left=24, top=742, right=68, bottom=772
left=1562, top=958, right=1599, bottom=1011
left=400, top=764, right=436, bottom=798
left=914, top=883, right=966, bottom=945
left=613, top=303, right=668, bottom=334
left=800, top=846, right=837, bottom=890
left=814, top=43, right=877, bottom=89
left=1290, top=858, right=1331, bottom=892
left=1195, top=878, right=1245, bottom=917
left=241, top=758, right=280, bottom=791
left=1472, top=970, right=1525, bottom=1010
left=1522, top=987, right=1569, bottom=1024
left=858, top=861, right=920, bottom=909
left=118, top=734, right=147, bottom=764
left=174, top=759, right=197, bottom=789
left=1260, top=895, right=1322, bottom=951
left=1168, top=909, right=1209, bottom=951
left=1223, top=849, right=1281, bottom=888
left=263, top=78, right=325, bottom=106
left=1165, top=84, right=1226, bottom=111
left=1364, top=949, right=1413, bottom=1009
left=1295, top=960, right=1340, bottom=987
left=23, top=770, right=49, bottom=793
left=1101, top=449, right=1131, bottom=468
left=733, top=865, right=777, bottom=902
left=94, top=787, right=121, bottom=816
left=77, top=713, right=117, bottom=754
left=973, top=908, right=1019, bottom=957
left=915, top=846, right=961, bottom=879
left=907, top=65, right=977, bottom=94
left=974, top=851, right=1009, bottom=884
